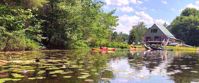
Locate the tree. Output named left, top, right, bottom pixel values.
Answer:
left=171, top=8, right=199, bottom=46
left=0, top=0, right=118, bottom=51
left=128, top=22, right=147, bottom=44
left=0, top=0, right=48, bottom=9
left=181, top=8, right=199, bottom=17
left=111, top=32, right=128, bottom=42
left=39, top=0, right=118, bottom=49
left=0, top=5, right=43, bottom=51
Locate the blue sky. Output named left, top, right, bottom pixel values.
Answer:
left=100, top=0, right=199, bottom=34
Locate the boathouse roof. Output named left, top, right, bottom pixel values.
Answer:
left=151, top=24, right=176, bottom=39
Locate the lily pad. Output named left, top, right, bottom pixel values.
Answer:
left=101, top=78, right=111, bottom=81
left=51, top=75, right=57, bottom=77
left=81, top=72, right=89, bottom=75
left=12, top=73, right=24, bottom=78
left=191, top=71, right=198, bottom=73
left=36, top=77, right=45, bottom=79
left=38, top=70, right=46, bottom=75
left=78, top=74, right=90, bottom=79
left=28, top=77, right=36, bottom=80
left=50, top=70, right=64, bottom=74
left=63, top=76, right=72, bottom=78
left=60, top=71, right=73, bottom=75
left=0, top=78, right=12, bottom=83
left=85, top=79, right=94, bottom=82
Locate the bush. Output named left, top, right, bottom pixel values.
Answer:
left=108, top=42, right=128, bottom=48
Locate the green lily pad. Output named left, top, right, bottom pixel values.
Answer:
left=63, top=76, right=72, bottom=78
left=47, top=67, right=60, bottom=70
left=0, top=78, right=12, bottom=83
left=78, top=69, right=85, bottom=71
left=80, top=72, right=89, bottom=75
left=12, top=73, right=24, bottom=78
left=78, top=74, right=90, bottom=79
left=101, top=78, right=111, bottom=81
left=70, top=65, right=79, bottom=68
left=38, top=70, right=45, bottom=75
left=49, top=70, right=64, bottom=74
left=60, top=71, right=73, bottom=75
left=51, top=75, right=57, bottom=77
left=10, top=78, right=21, bottom=81
left=28, top=77, right=36, bottom=80
left=36, top=77, right=45, bottom=79
left=85, top=79, right=94, bottom=82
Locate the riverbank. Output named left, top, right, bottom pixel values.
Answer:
left=165, top=46, right=198, bottom=51
left=133, top=45, right=198, bottom=52
left=0, top=46, right=198, bottom=54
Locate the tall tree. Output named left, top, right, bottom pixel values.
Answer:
left=171, top=8, right=199, bottom=46
left=128, top=22, right=147, bottom=44
left=39, top=0, right=118, bottom=49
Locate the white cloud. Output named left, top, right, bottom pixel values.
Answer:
left=135, top=11, right=154, bottom=25
left=118, top=6, right=134, bottom=13
left=181, top=0, right=199, bottom=11
left=161, top=0, right=168, bottom=5
left=115, top=12, right=168, bottom=34
left=130, top=0, right=143, bottom=4
left=186, top=3, right=199, bottom=10
left=155, top=19, right=168, bottom=25
left=105, top=0, right=142, bottom=6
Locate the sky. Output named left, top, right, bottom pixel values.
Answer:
left=100, top=0, right=199, bottom=34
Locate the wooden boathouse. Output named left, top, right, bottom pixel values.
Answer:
left=144, top=24, right=177, bottom=46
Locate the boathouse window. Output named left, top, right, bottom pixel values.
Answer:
left=151, top=29, right=158, bottom=33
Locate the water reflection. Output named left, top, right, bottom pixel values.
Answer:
left=0, top=50, right=199, bottom=83
left=107, top=51, right=199, bottom=83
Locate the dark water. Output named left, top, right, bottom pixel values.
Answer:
left=0, top=50, right=199, bottom=83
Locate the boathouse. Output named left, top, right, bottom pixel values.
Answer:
left=144, top=24, right=177, bottom=46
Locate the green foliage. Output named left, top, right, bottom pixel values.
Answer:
left=0, top=5, right=42, bottom=51
left=128, top=22, right=147, bottom=44
left=181, top=8, right=199, bottom=17
left=0, top=0, right=48, bottom=9
left=171, top=8, right=199, bottom=46
left=39, top=0, right=118, bottom=49
left=111, top=32, right=128, bottom=42
left=0, top=0, right=118, bottom=51
left=108, top=42, right=128, bottom=48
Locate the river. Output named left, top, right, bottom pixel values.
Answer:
left=0, top=50, right=199, bottom=83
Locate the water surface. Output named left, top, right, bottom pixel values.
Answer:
left=0, top=50, right=199, bottom=83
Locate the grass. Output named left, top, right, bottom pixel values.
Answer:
left=132, top=45, right=198, bottom=52
left=165, top=46, right=198, bottom=51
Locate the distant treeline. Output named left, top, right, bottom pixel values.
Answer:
left=0, top=0, right=129, bottom=51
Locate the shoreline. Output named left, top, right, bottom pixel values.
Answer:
left=0, top=46, right=198, bottom=54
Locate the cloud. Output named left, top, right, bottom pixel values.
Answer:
left=181, top=0, right=199, bottom=11
left=161, top=0, right=168, bottom=5
left=118, top=6, right=134, bottom=13
left=186, top=3, right=199, bottom=10
left=115, top=12, right=168, bottom=34
left=130, top=0, right=143, bottom=4
left=105, top=0, right=142, bottom=6
left=155, top=19, right=168, bottom=25
left=135, top=11, right=154, bottom=25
